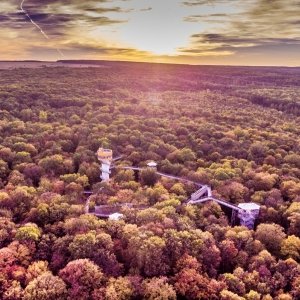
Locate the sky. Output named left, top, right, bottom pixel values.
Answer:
left=0, top=0, right=299, bottom=66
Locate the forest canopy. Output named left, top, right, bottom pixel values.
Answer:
left=0, top=62, right=299, bottom=299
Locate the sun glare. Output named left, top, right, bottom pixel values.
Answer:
left=118, top=0, right=192, bottom=56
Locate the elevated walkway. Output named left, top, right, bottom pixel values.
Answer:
left=89, top=163, right=260, bottom=229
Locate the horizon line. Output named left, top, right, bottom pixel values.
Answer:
left=0, top=59, right=299, bottom=68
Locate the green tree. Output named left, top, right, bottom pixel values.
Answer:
left=26, top=261, right=49, bottom=285
left=245, top=290, right=261, bottom=300
left=220, top=290, right=245, bottom=300
left=15, top=223, right=41, bottom=243
left=249, top=142, right=268, bottom=163
left=143, top=277, right=176, bottom=300
left=137, top=236, right=169, bottom=277
left=281, top=235, right=300, bottom=260
left=39, top=155, right=72, bottom=176
left=284, top=153, right=300, bottom=168
left=39, top=111, right=48, bottom=122
left=105, top=277, right=134, bottom=300
left=140, top=168, right=159, bottom=187
left=24, top=272, right=67, bottom=300
left=221, top=273, right=246, bottom=296
left=255, top=223, right=286, bottom=255
left=0, top=160, right=9, bottom=179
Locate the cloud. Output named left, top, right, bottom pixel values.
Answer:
left=0, top=0, right=299, bottom=65
left=0, top=0, right=133, bottom=60
left=188, top=33, right=300, bottom=49
left=184, top=13, right=230, bottom=23
left=180, top=0, right=300, bottom=58
left=182, top=0, right=232, bottom=6
left=0, top=0, right=128, bottom=39
left=140, top=7, right=152, bottom=12
left=63, top=42, right=151, bottom=56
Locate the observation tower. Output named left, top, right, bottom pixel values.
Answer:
left=238, top=203, right=260, bottom=229
left=97, top=148, right=113, bottom=181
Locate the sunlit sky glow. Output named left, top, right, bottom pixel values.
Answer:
left=0, top=0, right=299, bottom=65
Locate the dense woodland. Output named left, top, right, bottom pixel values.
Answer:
left=0, top=62, right=299, bottom=299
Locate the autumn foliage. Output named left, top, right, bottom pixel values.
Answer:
left=0, top=62, right=299, bottom=298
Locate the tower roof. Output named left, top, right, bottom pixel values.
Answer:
left=147, top=161, right=157, bottom=167
left=108, top=212, right=124, bottom=220
left=238, top=202, right=260, bottom=210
